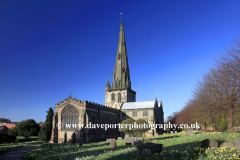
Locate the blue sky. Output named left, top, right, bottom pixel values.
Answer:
left=0, top=0, right=240, bottom=123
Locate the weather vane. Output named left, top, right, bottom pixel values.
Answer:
left=69, top=93, right=71, bottom=96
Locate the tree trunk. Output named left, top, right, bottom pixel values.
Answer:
left=212, top=122, right=216, bottom=130
left=202, top=122, right=206, bottom=129
left=227, top=106, right=234, bottom=130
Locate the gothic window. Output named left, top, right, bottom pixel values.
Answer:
left=118, top=92, right=121, bottom=102
left=143, top=110, right=148, bottom=116
left=132, top=111, right=137, bottom=116
left=111, top=93, right=115, bottom=101
left=61, top=105, right=79, bottom=130
left=118, top=54, right=121, bottom=60
left=115, top=104, right=117, bottom=109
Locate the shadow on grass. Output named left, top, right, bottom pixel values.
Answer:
left=46, top=141, right=207, bottom=160
left=144, top=135, right=180, bottom=141
left=40, top=143, right=142, bottom=160
left=103, top=141, right=207, bottom=160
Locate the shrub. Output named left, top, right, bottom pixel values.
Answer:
left=119, top=118, right=135, bottom=137
left=17, top=119, right=40, bottom=139
left=133, top=119, right=151, bottom=137
left=8, top=126, right=18, bottom=137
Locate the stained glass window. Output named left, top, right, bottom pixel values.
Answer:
left=61, top=105, right=79, bottom=130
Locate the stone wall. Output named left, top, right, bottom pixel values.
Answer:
left=50, top=95, right=121, bottom=143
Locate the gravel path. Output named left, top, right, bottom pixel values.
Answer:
left=0, top=144, right=41, bottom=160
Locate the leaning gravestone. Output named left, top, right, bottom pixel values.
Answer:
left=201, top=139, right=218, bottom=149
left=136, top=137, right=143, bottom=144
left=220, top=141, right=237, bottom=148
left=188, top=129, right=193, bottom=135
left=237, top=139, right=240, bottom=154
left=170, top=131, right=173, bottom=134
left=110, top=138, right=116, bottom=148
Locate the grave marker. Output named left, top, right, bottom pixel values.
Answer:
left=118, top=137, right=122, bottom=141
left=201, top=139, right=218, bottom=148
left=136, top=137, right=143, bottom=144
left=237, top=139, right=240, bottom=154
left=188, top=129, right=193, bottom=135
left=110, top=138, right=116, bottom=148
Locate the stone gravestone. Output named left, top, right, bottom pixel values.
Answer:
left=220, top=141, right=237, bottom=148
left=170, top=131, right=173, bottom=134
left=110, top=138, right=116, bottom=148
left=188, top=129, right=193, bottom=135
left=124, top=137, right=135, bottom=145
left=118, top=137, right=122, bottom=142
left=237, top=139, right=240, bottom=154
left=130, top=137, right=136, bottom=145
left=155, top=133, right=158, bottom=136
left=201, top=139, right=218, bottom=149
left=106, top=139, right=111, bottom=142
left=136, top=137, right=143, bottom=144
left=137, top=143, right=163, bottom=157
left=233, top=125, right=240, bottom=132
left=174, top=131, right=177, bottom=134
left=185, top=130, right=188, bottom=134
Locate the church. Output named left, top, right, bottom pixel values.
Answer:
left=50, top=19, right=164, bottom=144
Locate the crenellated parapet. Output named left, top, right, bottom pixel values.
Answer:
left=81, top=100, right=120, bottom=111
left=55, top=94, right=120, bottom=113
left=55, top=94, right=84, bottom=108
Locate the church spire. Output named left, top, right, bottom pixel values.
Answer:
left=112, top=18, right=131, bottom=89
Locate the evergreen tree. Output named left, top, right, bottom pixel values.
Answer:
left=38, top=126, right=47, bottom=141
left=39, top=107, right=54, bottom=142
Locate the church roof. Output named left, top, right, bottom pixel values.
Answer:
left=121, top=101, right=156, bottom=110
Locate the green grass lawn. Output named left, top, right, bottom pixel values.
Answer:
left=23, top=131, right=240, bottom=160
left=17, top=136, right=38, bottom=139
left=0, top=141, right=44, bottom=155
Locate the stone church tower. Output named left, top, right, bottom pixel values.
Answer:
left=105, top=19, right=136, bottom=109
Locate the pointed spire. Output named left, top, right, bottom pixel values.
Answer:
left=105, top=80, right=111, bottom=90
left=112, top=18, right=131, bottom=89
left=159, top=100, right=163, bottom=110
left=154, top=97, right=158, bottom=107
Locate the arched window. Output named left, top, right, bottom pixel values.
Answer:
left=61, top=105, right=79, bottom=130
left=111, top=93, right=115, bottom=101
left=118, top=92, right=121, bottom=102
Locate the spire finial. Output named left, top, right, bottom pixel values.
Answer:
left=120, top=13, right=123, bottom=18
left=69, top=93, right=71, bottom=96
